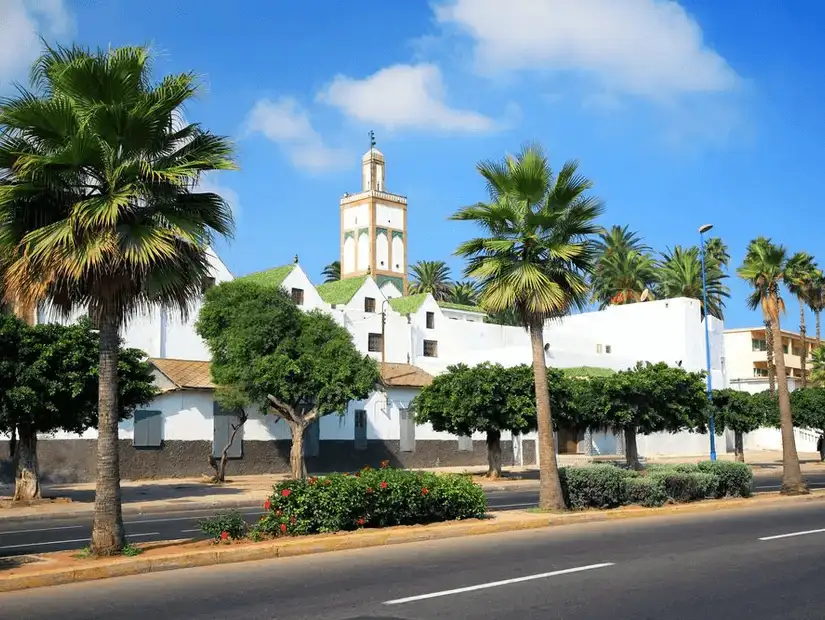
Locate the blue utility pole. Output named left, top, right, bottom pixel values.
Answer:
left=699, top=223, right=717, bottom=461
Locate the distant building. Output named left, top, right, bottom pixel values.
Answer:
left=723, top=326, right=814, bottom=394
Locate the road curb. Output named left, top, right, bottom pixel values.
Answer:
left=3, top=490, right=825, bottom=593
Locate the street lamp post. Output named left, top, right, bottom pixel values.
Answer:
left=699, top=223, right=717, bottom=461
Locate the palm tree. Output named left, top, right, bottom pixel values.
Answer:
left=451, top=144, right=602, bottom=510
left=738, top=238, right=808, bottom=495
left=322, top=260, right=340, bottom=283
left=810, top=345, right=825, bottom=387
left=785, top=252, right=818, bottom=387
left=0, top=45, right=236, bottom=553
left=448, top=280, right=480, bottom=306
left=808, top=269, right=825, bottom=347
left=656, top=245, right=730, bottom=319
left=703, top=236, right=730, bottom=269
left=409, top=260, right=452, bottom=300
left=590, top=225, right=656, bottom=307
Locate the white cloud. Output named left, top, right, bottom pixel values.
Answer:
left=0, top=0, right=72, bottom=86
left=433, top=0, right=740, bottom=99
left=197, top=173, right=241, bottom=221
left=319, top=63, right=494, bottom=132
left=245, top=97, right=349, bottom=173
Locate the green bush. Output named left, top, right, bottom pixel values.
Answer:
left=560, top=465, right=629, bottom=510
left=254, top=466, right=487, bottom=537
left=198, top=510, right=248, bottom=541
left=697, top=460, right=753, bottom=497
left=648, top=470, right=718, bottom=502
left=645, top=463, right=700, bottom=474
left=625, top=476, right=668, bottom=507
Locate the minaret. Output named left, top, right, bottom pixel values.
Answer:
left=339, top=132, right=408, bottom=295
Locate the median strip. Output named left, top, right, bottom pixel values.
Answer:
left=383, top=562, right=615, bottom=605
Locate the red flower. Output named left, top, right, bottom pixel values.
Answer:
left=290, top=515, right=296, bottom=524
left=281, top=489, right=291, bottom=498
left=357, top=518, right=365, bottom=526
left=309, top=477, right=317, bottom=485
left=264, top=500, right=271, bottom=511
left=280, top=523, right=287, bottom=533
left=220, top=531, right=229, bottom=540
left=366, top=487, right=374, bottom=494
left=421, top=488, right=429, bottom=496
left=380, top=460, right=390, bottom=469
left=276, top=510, right=283, bottom=517
left=380, top=481, right=388, bottom=489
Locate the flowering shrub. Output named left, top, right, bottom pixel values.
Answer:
left=254, top=465, right=487, bottom=537
left=198, top=510, right=248, bottom=542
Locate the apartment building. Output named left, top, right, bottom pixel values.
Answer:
left=723, top=326, right=815, bottom=393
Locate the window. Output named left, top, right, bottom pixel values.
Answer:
left=753, top=367, right=769, bottom=378
left=133, top=410, right=162, bottom=448
left=596, top=344, right=603, bottom=354
left=368, top=332, right=383, bottom=352
left=212, top=404, right=244, bottom=458
left=605, top=345, right=612, bottom=354
left=783, top=342, right=789, bottom=354
left=291, top=288, right=304, bottom=306
left=354, top=409, right=367, bottom=428
left=423, top=339, right=438, bottom=357
left=364, top=296, right=376, bottom=313
left=751, top=338, right=767, bottom=352
left=426, top=311, right=435, bottom=329
left=793, top=346, right=803, bottom=357
left=201, top=276, right=216, bottom=294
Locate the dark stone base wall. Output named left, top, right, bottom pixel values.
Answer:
left=521, top=439, right=536, bottom=466
left=0, top=439, right=515, bottom=484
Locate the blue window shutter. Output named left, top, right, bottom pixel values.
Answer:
left=213, top=402, right=243, bottom=459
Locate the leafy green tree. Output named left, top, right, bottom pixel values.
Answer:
left=322, top=261, right=341, bottom=283
left=656, top=245, right=730, bottom=319
left=738, top=238, right=808, bottom=494
left=590, top=225, right=656, bottom=308
left=412, top=363, right=536, bottom=478
left=451, top=143, right=602, bottom=510
left=790, top=387, right=825, bottom=433
left=708, top=389, right=766, bottom=462
left=810, top=345, right=825, bottom=388
left=409, top=260, right=452, bottom=300
left=196, top=280, right=379, bottom=479
left=0, top=45, right=236, bottom=553
left=785, top=252, right=818, bottom=387
left=448, top=280, right=480, bottom=306
left=0, top=315, right=156, bottom=500
left=703, top=237, right=730, bottom=269
left=593, top=362, right=706, bottom=469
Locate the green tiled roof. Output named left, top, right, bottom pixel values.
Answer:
left=316, top=276, right=368, bottom=305
left=562, top=366, right=616, bottom=379
left=438, top=301, right=485, bottom=314
left=388, top=293, right=429, bottom=314
left=239, top=264, right=295, bottom=288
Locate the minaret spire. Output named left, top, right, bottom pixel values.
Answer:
left=369, top=130, right=376, bottom=150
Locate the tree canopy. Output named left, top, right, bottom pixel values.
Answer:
left=196, top=280, right=379, bottom=478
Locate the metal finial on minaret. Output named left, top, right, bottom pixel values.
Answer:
left=293, top=254, right=299, bottom=264
left=369, top=130, right=376, bottom=149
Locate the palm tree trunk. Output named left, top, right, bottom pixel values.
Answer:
left=799, top=300, right=808, bottom=388
left=529, top=322, right=565, bottom=511
left=817, top=310, right=822, bottom=347
left=768, top=299, right=808, bottom=495
left=765, top=319, right=776, bottom=396
left=13, top=423, right=40, bottom=501
left=91, top=313, right=126, bottom=555
left=485, top=429, right=502, bottom=479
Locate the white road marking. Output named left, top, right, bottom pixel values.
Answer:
left=383, top=563, right=615, bottom=605
left=125, top=511, right=262, bottom=526
left=180, top=529, right=201, bottom=533
left=1, top=525, right=84, bottom=535
left=0, top=532, right=160, bottom=551
left=759, top=528, right=825, bottom=541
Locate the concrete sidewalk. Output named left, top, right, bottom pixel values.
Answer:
left=1, top=451, right=822, bottom=521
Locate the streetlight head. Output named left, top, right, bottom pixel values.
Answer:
left=698, top=224, right=713, bottom=234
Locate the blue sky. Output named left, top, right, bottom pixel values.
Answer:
left=2, top=0, right=824, bottom=329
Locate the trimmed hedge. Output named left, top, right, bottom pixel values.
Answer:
left=254, top=465, right=487, bottom=537
left=560, top=460, right=753, bottom=510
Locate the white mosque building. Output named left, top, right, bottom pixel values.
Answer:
left=5, top=145, right=773, bottom=484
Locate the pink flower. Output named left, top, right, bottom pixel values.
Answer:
left=280, top=523, right=287, bottom=533
left=366, top=487, right=374, bottom=494
left=220, top=531, right=229, bottom=541
left=421, top=488, right=429, bottom=496
left=264, top=500, right=271, bottom=511
left=281, top=489, right=291, bottom=498
left=380, top=481, right=388, bottom=490
left=357, top=518, right=365, bottom=526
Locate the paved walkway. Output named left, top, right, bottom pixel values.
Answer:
left=1, top=451, right=822, bottom=520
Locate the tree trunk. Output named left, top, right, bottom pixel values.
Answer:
left=288, top=421, right=307, bottom=480
left=13, top=424, right=40, bottom=501
left=91, top=313, right=126, bottom=555
left=485, top=429, right=502, bottom=479
left=734, top=430, right=745, bottom=463
left=529, top=322, right=565, bottom=511
left=209, top=412, right=247, bottom=483
left=768, top=300, right=809, bottom=495
left=816, top=310, right=821, bottom=347
left=624, top=428, right=641, bottom=470
left=799, top=301, right=808, bottom=388
left=8, top=424, right=16, bottom=459
left=765, top=318, right=776, bottom=396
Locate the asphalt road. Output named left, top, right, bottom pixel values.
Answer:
left=1, top=470, right=824, bottom=557
left=3, top=498, right=825, bottom=619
